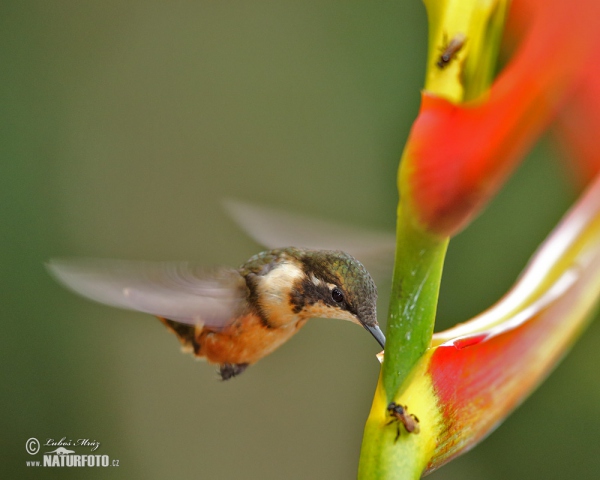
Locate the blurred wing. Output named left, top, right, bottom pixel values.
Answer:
left=223, top=198, right=395, bottom=280
left=47, top=259, right=246, bottom=328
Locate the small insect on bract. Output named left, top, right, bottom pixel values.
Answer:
left=436, top=32, right=467, bottom=69
left=386, top=402, right=420, bottom=442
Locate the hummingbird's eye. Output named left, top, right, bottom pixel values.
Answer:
left=331, top=287, right=344, bottom=303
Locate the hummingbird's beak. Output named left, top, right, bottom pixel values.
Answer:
left=362, top=323, right=386, bottom=349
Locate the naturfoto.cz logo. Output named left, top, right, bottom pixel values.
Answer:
left=25, top=437, right=120, bottom=468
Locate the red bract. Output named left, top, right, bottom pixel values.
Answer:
left=554, top=71, right=600, bottom=185
left=424, top=173, right=600, bottom=472
left=402, top=0, right=600, bottom=237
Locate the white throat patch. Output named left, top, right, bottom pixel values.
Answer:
left=256, top=261, right=305, bottom=327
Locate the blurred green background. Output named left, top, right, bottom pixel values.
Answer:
left=2, top=1, right=599, bottom=479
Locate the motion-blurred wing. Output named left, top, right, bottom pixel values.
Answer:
left=224, top=198, right=395, bottom=280
left=47, top=259, right=247, bottom=328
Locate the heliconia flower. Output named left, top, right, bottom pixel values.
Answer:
left=358, top=0, right=600, bottom=478
left=360, top=171, right=600, bottom=478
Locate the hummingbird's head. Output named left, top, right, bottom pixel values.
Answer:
left=290, top=249, right=385, bottom=348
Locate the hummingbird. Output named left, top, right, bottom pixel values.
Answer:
left=48, top=247, right=385, bottom=380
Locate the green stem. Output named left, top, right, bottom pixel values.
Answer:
left=382, top=202, right=448, bottom=399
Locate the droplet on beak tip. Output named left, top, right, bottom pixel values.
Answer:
left=363, top=324, right=386, bottom=349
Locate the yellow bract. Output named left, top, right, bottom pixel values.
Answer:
left=423, top=0, right=509, bottom=103
left=359, top=352, right=442, bottom=479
